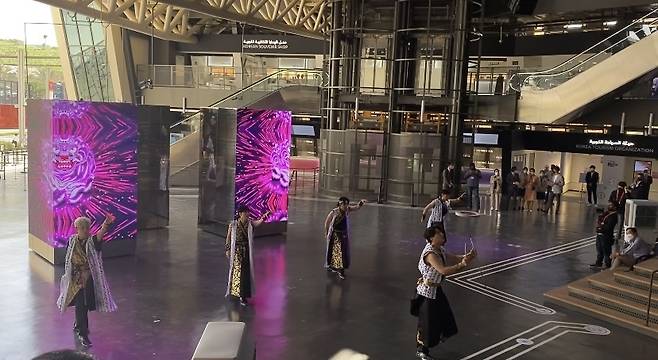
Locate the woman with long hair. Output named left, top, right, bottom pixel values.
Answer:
left=225, top=205, right=269, bottom=306
left=412, top=225, right=476, bottom=359
left=324, top=197, right=367, bottom=279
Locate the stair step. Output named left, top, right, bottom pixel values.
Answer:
left=545, top=286, right=658, bottom=340
left=588, top=271, right=658, bottom=308
left=614, top=271, right=658, bottom=292
left=633, top=258, right=658, bottom=278
left=567, top=278, right=658, bottom=324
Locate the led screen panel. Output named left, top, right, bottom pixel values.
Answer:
left=47, top=101, right=138, bottom=247
left=235, top=109, right=291, bottom=222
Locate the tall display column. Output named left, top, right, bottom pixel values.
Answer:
left=446, top=0, right=470, bottom=183
left=199, top=108, right=292, bottom=237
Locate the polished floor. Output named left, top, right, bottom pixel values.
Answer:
left=1, top=172, right=657, bottom=360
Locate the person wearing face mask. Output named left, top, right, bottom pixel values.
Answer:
left=518, top=167, right=529, bottom=210
left=411, top=225, right=476, bottom=360
left=489, top=169, right=502, bottom=211
left=590, top=203, right=618, bottom=269
left=523, top=168, right=539, bottom=212
left=324, top=197, right=367, bottom=280
left=56, top=214, right=117, bottom=348
left=546, top=166, right=565, bottom=214
left=506, top=166, right=521, bottom=211
left=608, top=181, right=630, bottom=239
left=441, top=162, right=456, bottom=194
left=610, top=227, right=651, bottom=270
left=630, top=173, right=650, bottom=200
left=225, top=205, right=269, bottom=306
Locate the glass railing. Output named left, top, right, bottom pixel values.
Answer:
left=169, top=69, right=324, bottom=145
left=509, top=8, right=658, bottom=92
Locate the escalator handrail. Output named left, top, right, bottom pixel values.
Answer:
left=510, top=7, right=658, bottom=89
left=170, top=69, right=322, bottom=129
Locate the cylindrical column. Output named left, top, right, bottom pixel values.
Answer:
left=17, top=48, right=26, bottom=147
left=447, top=0, right=470, bottom=185
left=327, top=0, right=343, bottom=129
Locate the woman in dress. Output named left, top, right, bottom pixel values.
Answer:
left=414, top=225, right=476, bottom=359
left=523, top=168, right=539, bottom=212
left=489, top=169, right=502, bottom=211
left=324, top=197, right=367, bottom=279
left=56, top=214, right=117, bottom=348
left=225, top=205, right=269, bottom=306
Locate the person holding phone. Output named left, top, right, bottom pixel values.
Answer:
left=324, top=197, right=367, bottom=280
left=225, top=205, right=269, bottom=306
left=56, top=214, right=117, bottom=348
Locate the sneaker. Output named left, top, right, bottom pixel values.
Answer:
left=589, top=263, right=602, bottom=268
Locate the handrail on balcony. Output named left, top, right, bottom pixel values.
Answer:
left=169, top=69, right=322, bottom=130
left=509, top=7, right=658, bottom=91
left=647, top=269, right=658, bottom=327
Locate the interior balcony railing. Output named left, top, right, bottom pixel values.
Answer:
left=509, top=8, right=658, bottom=92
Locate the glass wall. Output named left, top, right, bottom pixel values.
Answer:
left=60, top=10, right=113, bottom=101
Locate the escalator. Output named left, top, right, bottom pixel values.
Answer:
left=169, top=69, right=323, bottom=187
left=510, top=8, right=658, bottom=124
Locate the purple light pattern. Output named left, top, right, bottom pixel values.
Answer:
left=47, top=101, right=138, bottom=247
left=235, top=109, right=291, bottom=222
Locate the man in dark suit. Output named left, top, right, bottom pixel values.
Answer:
left=585, top=165, right=599, bottom=206
left=609, top=182, right=629, bottom=239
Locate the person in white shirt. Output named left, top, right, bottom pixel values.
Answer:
left=546, top=166, right=564, bottom=214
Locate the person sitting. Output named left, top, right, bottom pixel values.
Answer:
left=610, top=227, right=652, bottom=270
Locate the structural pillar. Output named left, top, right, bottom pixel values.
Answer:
left=327, top=0, right=343, bottom=130
left=17, top=48, right=26, bottom=147
left=447, top=0, right=470, bottom=179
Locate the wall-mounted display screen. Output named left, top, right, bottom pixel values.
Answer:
left=292, top=124, right=315, bottom=137
left=235, top=109, right=292, bottom=223
left=47, top=101, right=138, bottom=247
left=634, top=160, right=652, bottom=174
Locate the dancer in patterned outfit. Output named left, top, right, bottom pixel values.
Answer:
left=413, top=225, right=476, bottom=360
left=56, top=214, right=117, bottom=348
left=225, top=205, right=269, bottom=306
left=323, top=197, right=367, bottom=280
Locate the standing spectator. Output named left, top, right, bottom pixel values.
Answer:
left=630, top=173, right=649, bottom=200
left=644, top=168, right=653, bottom=194
left=609, top=181, right=629, bottom=239
left=464, top=163, right=481, bottom=211
left=489, top=169, right=502, bottom=211
left=590, top=203, right=618, bottom=269
left=494, top=74, right=505, bottom=95
left=11, top=135, right=18, bottom=148
left=585, top=165, right=600, bottom=206
left=506, top=166, right=521, bottom=210
left=610, top=227, right=651, bottom=270
left=518, top=167, right=529, bottom=210
left=536, top=169, right=548, bottom=210
left=523, top=168, right=539, bottom=212
left=546, top=166, right=565, bottom=214
left=442, top=162, right=456, bottom=194
left=541, top=167, right=554, bottom=212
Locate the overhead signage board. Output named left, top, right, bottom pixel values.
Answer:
left=512, top=131, right=657, bottom=158
left=178, top=35, right=326, bottom=55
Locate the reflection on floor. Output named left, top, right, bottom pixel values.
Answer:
left=1, top=174, right=657, bottom=360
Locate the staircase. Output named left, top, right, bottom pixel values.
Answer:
left=545, top=258, right=658, bottom=339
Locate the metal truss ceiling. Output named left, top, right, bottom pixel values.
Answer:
left=36, top=0, right=331, bottom=43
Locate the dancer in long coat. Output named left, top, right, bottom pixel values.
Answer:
left=324, top=197, right=366, bottom=279
left=57, top=214, right=117, bottom=348
left=226, top=205, right=269, bottom=306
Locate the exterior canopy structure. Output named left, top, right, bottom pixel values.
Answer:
left=36, top=0, right=331, bottom=42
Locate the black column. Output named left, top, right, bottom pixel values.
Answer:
left=447, top=0, right=470, bottom=181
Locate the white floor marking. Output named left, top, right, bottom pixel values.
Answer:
left=460, top=321, right=610, bottom=360
left=447, top=236, right=596, bottom=314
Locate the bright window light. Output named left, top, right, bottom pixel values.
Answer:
left=564, top=23, right=584, bottom=29
left=604, top=21, right=617, bottom=26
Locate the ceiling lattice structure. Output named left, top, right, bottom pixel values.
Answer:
left=37, top=0, right=331, bottom=43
